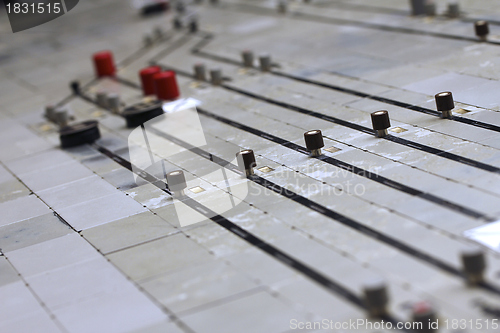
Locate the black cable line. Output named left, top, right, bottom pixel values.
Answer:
left=65, top=84, right=500, bottom=312
left=187, top=30, right=500, bottom=136
left=147, top=32, right=500, bottom=176
left=131, top=63, right=498, bottom=220
left=97, top=104, right=500, bottom=298
left=195, top=106, right=494, bottom=221
left=80, top=87, right=495, bottom=222
left=92, top=143, right=371, bottom=312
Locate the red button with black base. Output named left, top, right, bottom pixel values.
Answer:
left=140, top=66, right=162, bottom=96
left=154, top=71, right=180, bottom=100
left=93, top=51, right=116, bottom=78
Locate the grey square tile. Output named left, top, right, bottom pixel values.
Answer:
left=4, top=149, right=73, bottom=175
left=107, top=233, right=213, bottom=282
left=25, top=257, right=137, bottom=311
left=19, top=161, right=94, bottom=192
left=82, top=211, right=177, bottom=254
left=141, top=261, right=258, bottom=314
left=0, top=195, right=50, bottom=227
left=52, top=289, right=167, bottom=333
left=181, top=291, right=307, bottom=333
left=0, top=213, right=72, bottom=252
left=224, top=247, right=299, bottom=286
left=37, top=175, right=118, bottom=210
left=57, top=192, right=147, bottom=231
left=5, top=233, right=101, bottom=277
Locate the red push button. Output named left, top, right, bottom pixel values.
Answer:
left=93, top=51, right=116, bottom=78
left=139, top=66, right=162, bottom=96
left=153, top=71, right=180, bottom=100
